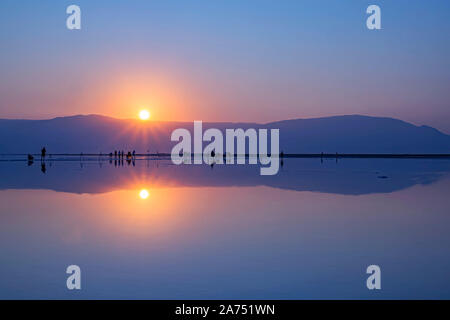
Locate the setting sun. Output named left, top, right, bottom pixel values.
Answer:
left=139, top=110, right=150, bottom=120
left=139, top=189, right=150, bottom=199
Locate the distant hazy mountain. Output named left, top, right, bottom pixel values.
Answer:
left=0, top=114, right=449, bottom=154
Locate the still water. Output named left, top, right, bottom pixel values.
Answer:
left=1, top=158, right=450, bottom=299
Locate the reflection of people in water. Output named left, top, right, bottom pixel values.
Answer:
left=27, top=154, right=34, bottom=166
left=41, top=162, right=46, bottom=174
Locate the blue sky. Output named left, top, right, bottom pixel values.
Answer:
left=1, top=0, right=450, bottom=132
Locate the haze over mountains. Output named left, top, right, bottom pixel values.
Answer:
left=0, top=114, right=449, bottom=154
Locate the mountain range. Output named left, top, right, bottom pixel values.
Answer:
left=0, top=114, right=449, bottom=154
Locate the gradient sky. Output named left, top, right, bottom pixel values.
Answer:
left=1, top=0, right=449, bottom=132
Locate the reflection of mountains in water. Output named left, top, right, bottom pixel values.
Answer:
left=1, top=158, right=449, bottom=195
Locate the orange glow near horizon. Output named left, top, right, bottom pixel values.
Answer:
left=93, top=67, right=196, bottom=122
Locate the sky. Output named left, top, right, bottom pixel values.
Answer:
left=0, top=0, right=449, bottom=132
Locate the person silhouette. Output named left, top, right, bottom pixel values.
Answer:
left=41, top=147, right=46, bottom=159
left=27, top=154, right=34, bottom=166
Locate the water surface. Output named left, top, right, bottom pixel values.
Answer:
left=1, top=158, right=449, bottom=299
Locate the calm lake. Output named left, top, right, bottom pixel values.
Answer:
left=1, top=157, right=450, bottom=299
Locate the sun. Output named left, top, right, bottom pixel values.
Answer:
left=139, top=110, right=150, bottom=120
left=139, top=189, right=149, bottom=199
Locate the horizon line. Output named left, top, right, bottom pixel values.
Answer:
left=1, top=113, right=449, bottom=135
left=0, top=112, right=433, bottom=125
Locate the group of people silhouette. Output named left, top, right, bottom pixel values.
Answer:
left=25, top=147, right=145, bottom=173
left=27, top=147, right=46, bottom=162
left=110, top=150, right=136, bottom=160
left=109, top=150, right=137, bottom=167
left=26, top=147, right=48, bottom=173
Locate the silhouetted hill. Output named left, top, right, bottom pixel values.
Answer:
left=0, top=114, right=449, bottom=154
left=267, top=115, right=450, bottom=153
